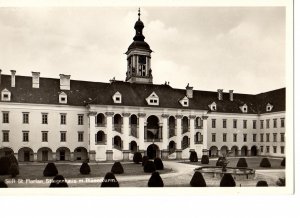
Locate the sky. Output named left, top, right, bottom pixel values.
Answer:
left=0, top=7, right=286, bottom=94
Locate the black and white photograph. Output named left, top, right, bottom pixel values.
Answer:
left=0, top=0, right=293, bottom=194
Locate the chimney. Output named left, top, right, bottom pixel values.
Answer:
left=32, top=72, right=40, bottom=88
left=59, top=74, right=71, bottom=90
left=0, top=69, right=2, bottom=85
left=217, top=89, right=223, bottom=100
left=229, top=90, right=234, bottom=101
left=11, top=70, right=16, bottom=87
left=186, top=83, right=193, bottom=98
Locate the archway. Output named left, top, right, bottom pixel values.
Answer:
left=0, top=147, right=14, bottom=158
left=37, top=147, right=52, bottom=162
left=195, top=132, right=202, bottom=144
left=241, top=146, right=248, bottom=156
left=96, top=113, right=105, bottom=126
left=168, top=141, right=176, bottom=154
left=96, top=131, right=105, bottom=144
left=74, top=147, right=88, bottom=161
left=18, top=147, right=34, bottom=162
left=130, top=141, right=137, bottom=153
left=209, top=146, right=218, bottom=157
left=251, top=145, right=258, bottom=156
left=146, top=115, right=160, bottom=141
left=220, top=146, right=228, bottom=156
left=230, top=146, right=239, bottom=157
left=168, top=116, right=176, bottom=138
left=147, top=144, right=159, bottom=159
left=56, top=147, right=71, bottom=161
left=182, top=116, right=189, bottom=133
left=130, top=114, right=138, bottom=137
left=113, top=136, right=122, bottom=150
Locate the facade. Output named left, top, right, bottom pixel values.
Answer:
left=0, top=11, right=285, bottom=162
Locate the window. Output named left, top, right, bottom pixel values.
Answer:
left=2, top=112, right=9, bottom=123
left=233, top=119, right=237, bottom=128
left=113, top=91, right=122, bottom=104
left=60, top=132, right=66, bottom=142
left=266, top=119, right=270, bottom=128
left=210, top=102, right=217, bottom=111
left=23, top=113, right=29, bottom=124
left=212, top=119, right=216, bottom=128
left=223, top=119, right=227, bottom=128
left=212, top=133, right=216, bottom=142
left=273, top=133, right=277, bottom=142
left=273, top=146, right=277, bottom=153
left=260, top=146, right=264, bottom=153
left=233, top=133, right=237, bottom=142
left=253, top=134, right=257, bottom=142
left=266, top=133, right=270, bottom=142
left=2, top=131, right=9, bottom=142
left=266, top=146, right=270, bottom=153
left=253, top=120, right=256, bottom=129
left=243, top=120, right=247, bottom=129
left=78, top=114, right=84, bottom=125
left=280, top=133, right=285, bottom=142
left=23, top=131, right=29, bottom=142
left=273, top=119, right=277, bottom=128
left=281, top=118, right=285, bottom=128
left=42, top=113, right=48, bottom=124
left=260, top=120, right=264, bottom=129
left=280, top=146, right=285, bottom=154
left=42, top=131, right=48, bottom=142
left=60, top=114, right=66, bottom=125
left=1, top=89, right=11, bottom=101
left=146, top=92, right=159, bottom=106
left=180, top=96, right=189, bottom=107
left=223, top=133, right=227, bottom=142
left=266, top=103, right=273, bottom=112
left=260, top=134, right=264, bottom=142
left=243, top=134, right=247, bottom=142
left=59, top=92, right=67, bottom=104
left=78, top=132, right=84, bottom=142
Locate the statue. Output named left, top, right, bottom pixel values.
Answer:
left=219, top=151, right=232, bottom=172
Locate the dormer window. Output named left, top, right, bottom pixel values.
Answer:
left=240, top=104, right=248, bottom=113
left=59, top=92, right=67, bottom=104
left=209, top=102, right=217, bottom=111
left=1, top=89, right=11, bottom=101
left=113, top=91, right=122, bottom=104
left=179, top=96, right=189, bottom=107
left=266, top=103, right=273, bottom=112
left=146, top=92, right=159, bottom=106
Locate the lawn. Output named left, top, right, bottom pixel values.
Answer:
left=183, top=157, right=285, bottom=169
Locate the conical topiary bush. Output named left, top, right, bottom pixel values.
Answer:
left=220, top=173, right=236, bottom=187
left=142, top=156, right=149, bottom=166
left=49, top=175, right=68, bottom=188
left=143, top=160, right=156, bottom=173
left=148, top=171, right=164, bottom=187
left=259, top=158, right=271, bottom=168
left=111, top=162, right=124, bottom=174
left=101, top=172, right=119, bottom=187
left=154, top=158, right=164, bottom=170
left=236, top=158, right=248, bottom=168
left=201, top=155, right=209, bottom=164
left=43, top=163, right=58, bottom=177
left=9, top=163, right=19, bottom=178
left=256, top=180, right=268, bottom=187
left=189, top=151, right=198, bottom=162
left=133, top=152, right=143, bottom=164
left=190, top=171, right=206, bottom=187
left=216, top=157, right=223, bottom=166
left=281, top=158, right=285, bottom=167
left=0, top=180, right=8, bottom=188
left=80, top=162, right=91, bottom=175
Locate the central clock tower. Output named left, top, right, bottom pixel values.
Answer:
left=125, top=9, right=153, bottom=84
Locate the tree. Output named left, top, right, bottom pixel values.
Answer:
left=101, top=172, right=119, bottom=187
left=43, top=163, right=58, bottom=177
left=0, top=155, right=19, bottom=177
left=133, top=152, right=143, bottom=164
left=0, top=181, right=8, bottom=188
left=80, top=162, right=91, bottom=175
left=9, top=163, right=19, bottom=178
left=220, top=173, right=236, bottom=187
left=190, top=171, right=206, bottom=187
left=111, top=162, right=124, bottom=174
left=49, top=175, right=68, bottom=187
left=154, top=158, right=164, bottom=170
left=148, top=172, right=164, bottom=187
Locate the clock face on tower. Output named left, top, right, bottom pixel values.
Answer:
left=138, top=55, right=146, bottom=64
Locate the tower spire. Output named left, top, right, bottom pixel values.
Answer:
left=138, top=7, right=141, bottom=20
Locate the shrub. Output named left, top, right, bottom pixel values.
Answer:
left=0, top=181, right=8, bottom=188
left=216, top=157, right=223, bottom=166
left=201, top=155, right=209, bottom=164
left=43, top=163, right=58, bottom=177
left=148, top=172, right=164, bottom=187
left=49, top=175, right=68, bottom=188
left=189, top=151, right=198, bottom=162
left=259, top=158, right=271, bottom=168
left=281, top=158, right=285, bottom=167
left=220, top=173, right=236, bottom=187
left=101, top=172, right=119, bottom=187
left=0, top=155, right=19, bottom=176
left=9, top=163, right=19, bottom=178
left=133, top=152, right=143, bottom=164
left=0, top=156, right=11, bottom=175
left=143, top=160, right=156, bottom=173
left=190, top=171, right=206, bottom=187
left=256, top=180, right=268, bottom=187
left=8, top=154, right=18, bottom=167
left=154, top=158, right=164, bottom=170
left=236, top=158, right=248, bottom=168
left=142, top=156, right=149, bottom=166
left=111, top=162, right=124, bottom=174
left=80, top=162, right=91, bottom=175
left=276, top=177, right=285, bottom=186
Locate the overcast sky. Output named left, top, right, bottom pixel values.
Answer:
left=0, top=7, right=285, bottom=94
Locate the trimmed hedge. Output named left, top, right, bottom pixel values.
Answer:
left=259, top=158, right=271, bottom=168
left=216, top=157, right=223, bottom=167
left=0, top=155, right=19, bottom=176
left=9, top=163, right=19, bottom=178
left=154, top=158, right=164, bottom=170
left=0, top=156, right=11, bottom=175
left=133, top=152, right=143, bottom=164
left=80, top=162, right=91, bottom=175
left=111, top=162, right=124, bottom=174
left=49, top=175, right=68, bottom=188
left=281, top=158, right=285, bottom=167
left=0, top=181, right=8, bottom=188
left=256, top=180, right=268, bottom=187
left=220, top=173, right=236, bottom=187
left=201, top=155, right=209, bottom=164
left=189, top=151, right=198, bottom=162
left=190, top=172, right=206, bottom=187
left=236, top=158, right=248, bottom=168
left=143, top=160, right=156, bottom=173
left=276, top=178, right=285, bottom=186
left=101, top=172, right=119, bottom=187
left=142, top=156, right=149, bottom=167
left=148, top=172, right=164, bottom=187
left=43, top=163, right=58, bottom=177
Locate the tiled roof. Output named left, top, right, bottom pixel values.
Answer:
left=0, top=74, right=285, bottom=114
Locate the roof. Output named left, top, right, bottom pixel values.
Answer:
left=0, top=74, right=285, bottom=114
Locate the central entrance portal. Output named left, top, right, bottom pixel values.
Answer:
left=147, top=144, right=159, bottom=159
